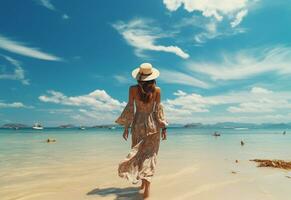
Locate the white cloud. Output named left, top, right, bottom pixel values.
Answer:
left=195, top=21, right=246, bottom=44
left=164, top=0, right=254, bottom=44
left=36, top=0, right=70, bottom=20
left=163, top=0, right=252, bottom=26
left=39, top=89, right=125, bottom=111
left=0, top=101, right=29, bottom=109
left=62, top=14, right=70, bottom=20
left=0, top=55, right=29, bottom=85
left=0, top=34, right=62, bottom=61
left=175, top=12, right=246, bottom=44
left=231, top=9, right=248, bottom=27
left=0, top=66, right=29, bottom=85
left=38, top=86, right=291, bottom=125
left=113, top=18, right=189, bottom=59
left=75, top=108, right=121, bottom=125
left=193, top=20, right=220, bottom=43
left=163, top=86, right=291, bottom=124
left=159, top=69, right=210, bottom=88
left=164, top=93, right=212, bottom=113
left=39, top=89, right=127, bottom=125
left=227, top=98, right=291, bottom=113
left=188, top=46, right=291, bottom=80
left=113, top=75, right=131, bottom=84
left=37, top=0, right=56, bottom=10
left=173, top=90, right=187, bottom=96
left=251, top=87, right=272, bottom=94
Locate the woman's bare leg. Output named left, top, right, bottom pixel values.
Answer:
left=143, top=180, right=150, bottom=198
left=140, top=179, right=145, bottom=190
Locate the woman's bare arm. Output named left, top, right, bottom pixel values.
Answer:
left=155, top=87, right=167, bottom=140
left=155, top=87, right=161, bottom=103
left=125, top=86, right=135, bottom=129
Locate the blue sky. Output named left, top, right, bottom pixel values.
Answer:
left=1, top=0, right=291, bottom=126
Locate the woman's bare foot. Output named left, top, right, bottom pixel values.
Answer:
left=143, top=180, right=150, bottom=199
left=140, top=179, right=145, bottom=190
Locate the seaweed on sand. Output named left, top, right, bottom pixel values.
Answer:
left=250, top=159, right=291, bottom=170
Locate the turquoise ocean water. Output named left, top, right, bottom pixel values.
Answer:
left=1, top=127, right=290, bottom=171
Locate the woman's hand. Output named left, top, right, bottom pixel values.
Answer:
left=161, top=128, right=167, bottom=140
left=123, top=128, right=129, bottom=141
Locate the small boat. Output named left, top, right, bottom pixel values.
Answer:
left=234, top=127, right=248, bottom=130
left=32, top=123, right=44, bottom=130
left=283, top=131, right=286, bottom=135
left=79, top=126, right=86, bottom=130
left=213, top=131, right=221, bottom=137
left=109, top=126, right=116, bottom=130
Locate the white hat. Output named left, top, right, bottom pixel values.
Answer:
left=132, top=63, right=160, bottom=81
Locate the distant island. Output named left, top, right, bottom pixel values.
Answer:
left=184, top=123, right=203, bottom=128
left=2, top=122, right=291, bottom=129
left=183, top=122, right=291, bottom=129
left=92, top=124, right=120, bottom=129
left=59, top=124, right=75, bottom=129
left=2, top=123, right=28, bottom=129
left=1, top=123, right=120, bottom=129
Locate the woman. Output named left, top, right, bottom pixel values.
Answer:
left=115, top=63, right=168, bottom=198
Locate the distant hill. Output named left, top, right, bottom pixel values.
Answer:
left=2, top=123, right=28, bottom=129
left=260, top=123, right=291, bottom=128
left=92, top=124, right=120, bottom=128
left=59, top=124, right=75, bottom=128
left=184, top=123, right=203, bottom=128
left=183, top=122, right=291, bottom=129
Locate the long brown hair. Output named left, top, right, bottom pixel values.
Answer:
left=137, top=80, right=156, bottom=103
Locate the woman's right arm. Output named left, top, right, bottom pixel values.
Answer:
left=155, top=88, right=168, bottom=140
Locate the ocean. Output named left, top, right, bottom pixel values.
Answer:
left=1, top=127, right=290, bottom=172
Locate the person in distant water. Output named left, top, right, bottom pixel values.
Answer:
left=115, top=63, right=168, bottom=198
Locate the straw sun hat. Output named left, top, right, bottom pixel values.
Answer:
left=131, top=63, right=160, bottom=81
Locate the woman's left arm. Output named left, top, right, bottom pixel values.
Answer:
left=123, top=87, right=135, bottom=140
left=115, top=86, right=135, bottom=141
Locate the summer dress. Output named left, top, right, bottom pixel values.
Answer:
left=115, top=88, right=168, bottom=184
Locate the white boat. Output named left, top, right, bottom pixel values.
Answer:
left=79, top=126, right=86, bottom=130
left=234, top=127, right=248, bottom=130
left=32, top=123, right=44, bottom=130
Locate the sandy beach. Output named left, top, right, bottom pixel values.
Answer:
left=1, top=128, right=290, bottom=200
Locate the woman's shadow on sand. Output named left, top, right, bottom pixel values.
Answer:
left=87, top=187, right=143, bottom=200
